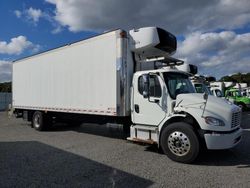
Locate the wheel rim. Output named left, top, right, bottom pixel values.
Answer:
left=34, top=115, right=41, bottom=128
left=168, top=131, right=191, bottom=156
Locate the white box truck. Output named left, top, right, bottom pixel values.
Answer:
left=12, top=27, right=242, bottom=163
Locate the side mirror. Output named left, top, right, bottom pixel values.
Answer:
left=142, top=74, right=149, bottom=98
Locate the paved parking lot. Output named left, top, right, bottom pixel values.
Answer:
left=0, top=111, right=250, bottom=187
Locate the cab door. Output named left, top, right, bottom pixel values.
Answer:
left=131, top=74, right=167, bottom=126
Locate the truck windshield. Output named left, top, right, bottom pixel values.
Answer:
left=235, top=90, right=242, bottom=97
left=215, top=89, right=223, bottom=97
left=194, top=83, right=212, bottom=95
left=163, top=72, right=196, bottom=99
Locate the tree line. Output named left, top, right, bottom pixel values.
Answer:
left=220, top=73, right=250, bottom=86
left=0, top=82, right=11, bottom=92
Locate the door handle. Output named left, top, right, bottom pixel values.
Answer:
left=134, top=104, right=139, bottom=113
left=154, top=99, right=160, bottom=103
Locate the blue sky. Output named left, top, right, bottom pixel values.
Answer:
left=0, top=0, right=250, bottom=82
left=0, top=0, right=97, bottom=61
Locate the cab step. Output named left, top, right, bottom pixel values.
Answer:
left=127, top=124, right=159, bottom=144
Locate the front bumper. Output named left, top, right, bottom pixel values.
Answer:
left=204, top=128, right=242, bottom=150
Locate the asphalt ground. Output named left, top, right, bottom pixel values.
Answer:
left=0, top=111, right=250, bottom=187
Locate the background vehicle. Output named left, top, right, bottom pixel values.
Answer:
left=234, top=83, right=250, bottom=99
left=225, top=88, right=250, bottom=110
left=210, top=81, right=250, bottom=110
left=210, top=81, right=236, bottom=98
left=190, top=75, right=214, bottom=95
left=12, top=27, right=242, bottom=163
left=177, top=64, right=214, bottom=95
left=242, top=87, right=250, bottom=98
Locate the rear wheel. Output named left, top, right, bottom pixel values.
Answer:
left=160, top=122, right=200, bottom=163
left=32, top=111, right=51, bottom=131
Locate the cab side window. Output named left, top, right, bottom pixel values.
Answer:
left=138, top=75, right=162, bottom=98
left=138, top=76, right=144, bottom=95
left=149, top=75, right=162, bottom=97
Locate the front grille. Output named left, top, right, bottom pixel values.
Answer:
left=231, top=111, right=241, bottom=128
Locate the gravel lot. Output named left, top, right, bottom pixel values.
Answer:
left=0, top=111, right=250, bottom=187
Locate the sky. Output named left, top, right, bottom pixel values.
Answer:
left=0, top=0, right=250, bottom=82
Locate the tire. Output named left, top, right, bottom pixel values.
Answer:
left=32, top=111, right=50, bottom=131
left=160, top=122, right=200, bottom=163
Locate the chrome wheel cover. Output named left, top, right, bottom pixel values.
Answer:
left=168, top=131, right=191, bottom=156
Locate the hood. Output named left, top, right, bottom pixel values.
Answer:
left=175, top=93, right=240, bottom=131
left=176, top=93, right=235, bottom=113
left=240, top=97, right=250, bottom=104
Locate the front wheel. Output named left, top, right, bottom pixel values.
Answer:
left=160, top=122, right=200, bottom=163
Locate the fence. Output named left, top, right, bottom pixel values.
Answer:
left=0, top=92, right=12, bottom=111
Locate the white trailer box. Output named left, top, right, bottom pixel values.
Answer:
left=13, top=30, right=133, bottom=117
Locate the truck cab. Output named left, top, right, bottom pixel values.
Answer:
left=242, top=87, right=250, bottom=98
left=128, top=58, right=242, bottom=163
left=190, top=75, right=213, bottom=95
left=225, top=88, right=250, bottom=110
left=210, top=81, right=228, bottom=98
left=126, top=27, right=242, bottom=163
left=211, top=88, right=224, bottom=97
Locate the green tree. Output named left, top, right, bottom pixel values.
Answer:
left=0, top=82, right=12, bottom=92
left=220, top=73, right=250, bottom=86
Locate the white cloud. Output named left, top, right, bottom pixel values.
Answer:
left=14, top=10, right=22, bottom=18
left=51, top=26, right=63, bottom=34
left=26, top=7, right=42, bottom=23
left=14, top=7, right=62, bottom=33
left=9, top=1, right=250, bottom=78
left=175, top=31, right=250, bottom=78
left=0, top=36, right=40, bottom=55
left=0, top=60, right=11, bottom=82
left=14, top=8, right=42, bottom=24
left=45, top=0, right=250, bottom=34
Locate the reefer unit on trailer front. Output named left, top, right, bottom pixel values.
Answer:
left=13, top=29, right=133, bottom=117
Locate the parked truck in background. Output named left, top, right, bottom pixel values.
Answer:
left=177, top=64, right=214, bottom=95
left=225, top=88, right=250, bottom=110
left=210, top=82, right=225, bottom=98
left=242, top=87, right=250, bottom=98
left=12, top=27, right=242, bottom=163
left=210, top=81, right=250, bottom=110
left=210, top=81, right=235, bottom=98
left=190, top=75, right=211, bottom=94
left=234, top=83, right=250, bottom=98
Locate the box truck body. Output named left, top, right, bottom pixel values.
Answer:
left=12, top=27, right=242, bottom=163
left=13, top=30, right=133, bottom=117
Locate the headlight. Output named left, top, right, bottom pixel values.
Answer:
left=204, top=116, right=225, bottom=126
